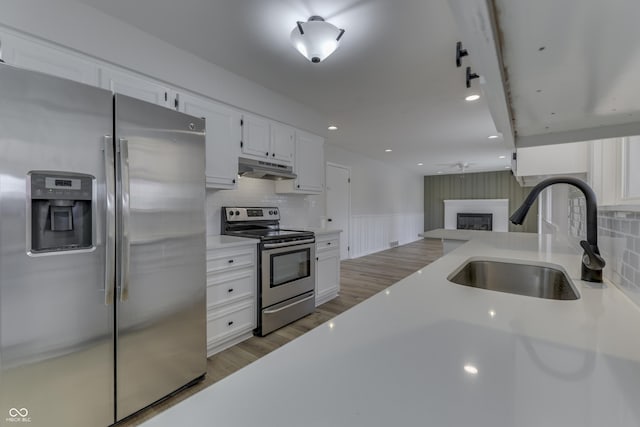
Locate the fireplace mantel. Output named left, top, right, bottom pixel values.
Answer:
left=443, top=199, right=509, bottom=232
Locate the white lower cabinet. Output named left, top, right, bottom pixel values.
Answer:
left=315, top=232, right=341, bottom=306
left=206, top=243, right=257, bottom=357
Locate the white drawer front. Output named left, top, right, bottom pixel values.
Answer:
left=316, top=238, right=339, bottom=253
left=207, top=270, right=254, bottom=307
left=207, top=303, right=255, bottom=342
left=207, top=250, right=255, bottom=273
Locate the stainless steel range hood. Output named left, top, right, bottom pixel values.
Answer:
left=238, top=157, right=297, bottom=180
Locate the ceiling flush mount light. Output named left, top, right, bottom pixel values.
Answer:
left=465, top=94, right=480, bottom=102
left=290, top=16, right=345, bottom=63
left=328, top=125, right=338, bottom=130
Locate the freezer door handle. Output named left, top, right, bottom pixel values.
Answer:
left=104, top=136, right=116, bottom=305
left=118, top=138, right=131, bottom=302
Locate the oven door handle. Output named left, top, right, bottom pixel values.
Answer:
left=263, top=293, right=315, bottom=315
left=262, top=238, right=315, bottom=249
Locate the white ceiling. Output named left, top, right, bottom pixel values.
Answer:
left=71, top=0, right=514, bottom=176
left=495, top=0, right=640, bottom=147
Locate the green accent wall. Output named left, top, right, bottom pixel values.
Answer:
left=423, top=171, right=538, bottom=233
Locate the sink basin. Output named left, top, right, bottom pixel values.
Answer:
left=447, top=259, right=579, bottom=300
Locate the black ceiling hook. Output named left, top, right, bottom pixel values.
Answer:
left=466, top=66, right=480, bottom=88
left=456, top=41, right=468, bottom=67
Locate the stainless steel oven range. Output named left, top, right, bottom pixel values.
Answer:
left=221, top=207, right=315, bottom=336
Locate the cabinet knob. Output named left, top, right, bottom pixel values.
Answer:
left=266, top=152, right=269, bottom=156
left=228, top=288, right=234, bottom=293
left=228, top=321, right=234, bottom=326
left=297, top=184, right=300, bottom=188
left=316, top=257, right=319, bottom=261
left=228, top=259, right=234, bottom=263
left=272, top=153, right=275, bottom=157
left=232, top=178, right=236, bottom=184
left=327, top=242, right=331, bottom=245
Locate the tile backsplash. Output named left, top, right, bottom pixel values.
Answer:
left=568, top=192, right=640, bottom=307
left=597, top=210, right=640, bottom=306
left=206, top=177, right=324, bottom=235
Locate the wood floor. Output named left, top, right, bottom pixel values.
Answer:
left=119, top=238, right=443, bottom=426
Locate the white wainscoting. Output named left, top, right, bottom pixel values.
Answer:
left=350, top=213, right=424, bottom=258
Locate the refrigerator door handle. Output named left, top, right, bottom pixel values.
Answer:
left=104, top=136, right=116, bottom=305
left=118, top=138, right=131, bottom=302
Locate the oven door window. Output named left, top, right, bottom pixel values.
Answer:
left=270, top=248, right=311, bottom=287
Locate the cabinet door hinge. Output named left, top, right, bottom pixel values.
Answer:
left=164, top=92, right=168, bottom=101
left=240, top=141, right=244, bottom=148
left=348, top=178, right=351, bottom=183
left=240, top=119, right=244, bottom=126
left=174, top=93, right=180, bottom=110
left=348, top=246, right=350, bottom=252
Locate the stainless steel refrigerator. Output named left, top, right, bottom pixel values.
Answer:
left=0, top=63, right=207, bottom=426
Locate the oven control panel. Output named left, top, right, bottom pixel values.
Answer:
left=223, top=207, right=280, bottom=221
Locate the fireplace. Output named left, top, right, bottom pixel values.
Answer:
left=457, top=213, right=493, bottom=231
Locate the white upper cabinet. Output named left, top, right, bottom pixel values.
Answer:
left=588, top=136, right=640, bottom=209
left=181, top=93, right=241, bottom=189
left=276, top=130, right=325, bottom=194
left=240, top=113, right=271, bottom=158
left=0, top=31, right=100, bottom=86
left=100, top=66, right=172, bottom=108
left=621, top=136, right=640, bottom=202
left=241, top=114, right=294, bottom=164
left=270, top=122, right=295, bottom=163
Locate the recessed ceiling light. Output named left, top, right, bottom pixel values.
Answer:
left=437, top=171, right=443, bottom=174
left=417, top=163, right=424, bottom=166
left=328, top=125, right=338, bottom=130
left=463, top=364, right=478, bottom=375
left=499, top=155, right=506, bottom=159
left=504, top=165, right=511, bottom=169
left=488, top=135, right=498, bottom=139
left=385, top=149, right=392, bottom=152
left=465, top=94, right=480, bottom=101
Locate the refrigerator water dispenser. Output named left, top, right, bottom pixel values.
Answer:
left=29, top=171, right=94, bottom=253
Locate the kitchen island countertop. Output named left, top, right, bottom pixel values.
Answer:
left=144, top=231, right=640, bottom=427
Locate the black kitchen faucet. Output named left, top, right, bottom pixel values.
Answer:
left=510, top=177, right=605, bottom=283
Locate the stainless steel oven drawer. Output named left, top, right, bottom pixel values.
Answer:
left=259, top=291, right=315, bottom=336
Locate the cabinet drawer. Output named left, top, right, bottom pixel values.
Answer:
left=207, top=302, right=255, bottom=342
left=207, top=250, right=255, bottom=273
left=207, top=270, right=254, bottom=307
left=316, top=238, right=339, bottom=253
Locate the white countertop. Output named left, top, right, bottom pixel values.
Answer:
left=144, top=232, right=640, bottom=427
left=206, top=234, right=259, bottom=250
left=282, top=226, right=342, bottom=236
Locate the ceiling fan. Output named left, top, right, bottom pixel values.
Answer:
left=437, top=161, right=477, bottom=173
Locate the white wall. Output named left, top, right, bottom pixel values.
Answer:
left=325, top=144, right=424, bottom=258
left=206, top=178, right=324, bottom=236
left=0, top=0, right=326, bottom=136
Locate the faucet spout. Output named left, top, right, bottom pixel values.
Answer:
left=510, top=177, right=605, bottom=282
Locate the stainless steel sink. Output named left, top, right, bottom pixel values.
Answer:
left=447, top=259, right=579, bottom=300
